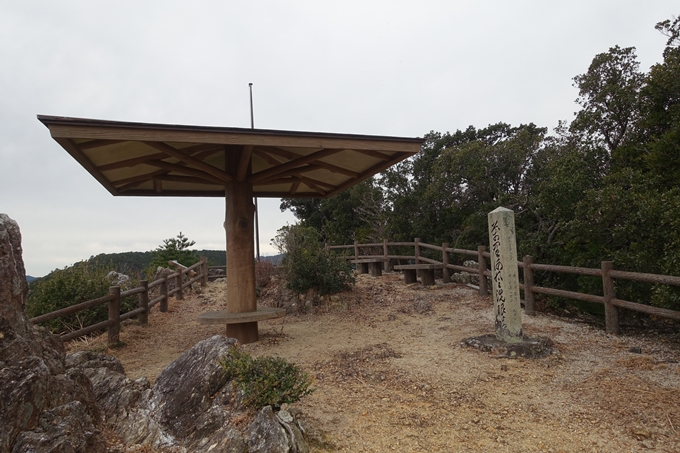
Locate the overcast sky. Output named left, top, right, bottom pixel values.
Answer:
left=1, top=1, right=676, bottom=277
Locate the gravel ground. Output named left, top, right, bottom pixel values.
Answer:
left=70, top=272, right=680, bottom=452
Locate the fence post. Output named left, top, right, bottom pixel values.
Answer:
left=523, top=256, right=535, bottom=316
left=477, top=246, right=488, bottom=296
left=383, top=239, right=391, bottom=272
left=175, top=271, right=183, bottom=300
left=138, top=280, right=149, bottom=325
left=108, top=286, right=121, bottom=346
left=602, top=261, right=619, bottom=335
left=354, top=240, right=359, bottom=260
left=160, top=275, right=168, bottom=312
left=200, top=257, right=208, bottom=287
left=442, top=243, right=450, bottom=283
left=414, top=238, right=421, bottom=264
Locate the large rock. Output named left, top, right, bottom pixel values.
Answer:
left=247, top=406, right=290, bottom=453
left=10, top=401, right=107, bottom=453
left=77, top=335, right=309, bottom=452
left=0, top=214, right=106, bottom=453
left=0, top=214, right=30, bottom=335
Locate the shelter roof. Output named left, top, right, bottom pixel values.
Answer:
left=38, top=115, right=424, bottom=198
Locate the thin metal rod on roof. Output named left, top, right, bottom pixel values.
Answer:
left=249, top=83, right=255, bottom=129
left=249, top=82, right=261, bottom=262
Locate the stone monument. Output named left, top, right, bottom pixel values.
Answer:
left=487, top=207, right=523, bottom=342
left=461, top=207, right=552, bottom=358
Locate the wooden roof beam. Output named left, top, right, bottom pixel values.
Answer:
left=255, top=146, right=301, bottom=161
left=289, top=182, right=300, bottom=196
left=78, top=139, right=127, bottom=150
left=98, top=153, right=168, bottom=172
left=155, top=175, right=223, bottom=185
left=252, top=148, right=284, bottom=166
left=256, top=177, right=296, bottom=186
left=145, top=160, right=225, bottom=185
left=143, top=141, right=233, bottom=183
left=325, top=152, right=412, bottom=198
left=352, top=148, right=393, bottom=161
left=111, top=169, right=167, bottom=187
left=118, top=178, right=152, bottom=193
left=249, top=148, right=342, bottom=183
left=296, top=176, right=328, bottom=195
left=54, top=138, right=120, bottom=195
left=296, top=174, right=335, bottom=190
left=256, top=146, right=358, bottom=176
left=97, top=143, right=224, bottom=172
left=256, top=166, right=315, bottom=185
left=236, top=145, right=253, bottom=182
left=308, top=161, right=359, bottom=177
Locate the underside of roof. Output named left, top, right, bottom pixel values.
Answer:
left=38, top=115, right=424, bottom=198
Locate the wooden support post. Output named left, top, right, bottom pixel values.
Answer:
left=442, top=243, right=450, bottom=283
left=108, top=286, right=121, bottom=346
left=138, top=280, right=149, bottom=325
left=414, top=238, right=422, bottom=280
left=421, top=269, right=435, bottom=286
left=200, top=257, right=208, bottom=287
left=383, top=239, right=391, bottom=272
left=478, top=245, right=488, bottom=296
left=160, top=275, right=168, bottom=312
left=523, top=256, right=535, bottom=316
left=602, top=261, right=619, bottom=335
left=354, top=240, right=359, bottom=260
left=175, top=270, right=183, bottom=300
left=225, top=161, right=258, bottom=344
left=414, top=238, right=421, bottom=264
left=403, top=269, right=417, bottom=284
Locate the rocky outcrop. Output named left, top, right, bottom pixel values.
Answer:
left=1, top=213, right=310, bottom=452
left=0, top=214, right=106, bottom=453
left=106, top=271, right=131, bottom=287
left=75, top=336, right=309, bottom=452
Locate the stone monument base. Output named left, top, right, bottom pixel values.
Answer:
left=461, top=334, right=552, bottom=359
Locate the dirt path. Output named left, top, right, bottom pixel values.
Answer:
left=70, top=273, right=680, bottom=452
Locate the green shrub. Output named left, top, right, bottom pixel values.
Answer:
left=220, top=346, right=315, bottom=410
left=27, top=261, right=137, bottom=334
left=273, top=225, right=355, bottom=296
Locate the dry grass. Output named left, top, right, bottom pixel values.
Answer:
left=69, top=274, right=680, bottom=452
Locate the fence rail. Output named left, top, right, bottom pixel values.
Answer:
left=30, top=257, right=210, bottom=345
left=330, top=238, right=680, bottom=334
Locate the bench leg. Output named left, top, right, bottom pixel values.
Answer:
left=227, top=322, right=258, bottom=343
left=421, top=269, right=435, bottom=286
left=403, top=269, right=417, bottom=284
left=369, top=262, right=382, bottom=277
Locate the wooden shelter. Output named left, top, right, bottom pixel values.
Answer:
left=38, top=115, right=424, bottom=343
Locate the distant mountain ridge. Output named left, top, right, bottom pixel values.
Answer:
left=30, top=250, right=283, bottom=282
left=87, top=249, right=227, bottom=273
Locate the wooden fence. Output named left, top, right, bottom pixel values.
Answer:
left=329, top=238, right=680, bottom=335
left=30, top=257, right=210, bottom=345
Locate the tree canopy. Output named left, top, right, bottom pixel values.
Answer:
left=281, top=16, right=680, bottom=312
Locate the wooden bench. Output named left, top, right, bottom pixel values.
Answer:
left=197, top=308, right=286, bottom=333
left=351, top=258, right=389, bottom=277
left=393, top=264, right=444, bottom=286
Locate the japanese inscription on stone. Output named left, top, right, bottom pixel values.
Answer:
left=488, top=207, right=523, bottom=342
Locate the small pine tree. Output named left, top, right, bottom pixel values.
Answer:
left=148, top=232, right=200, bottom=273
